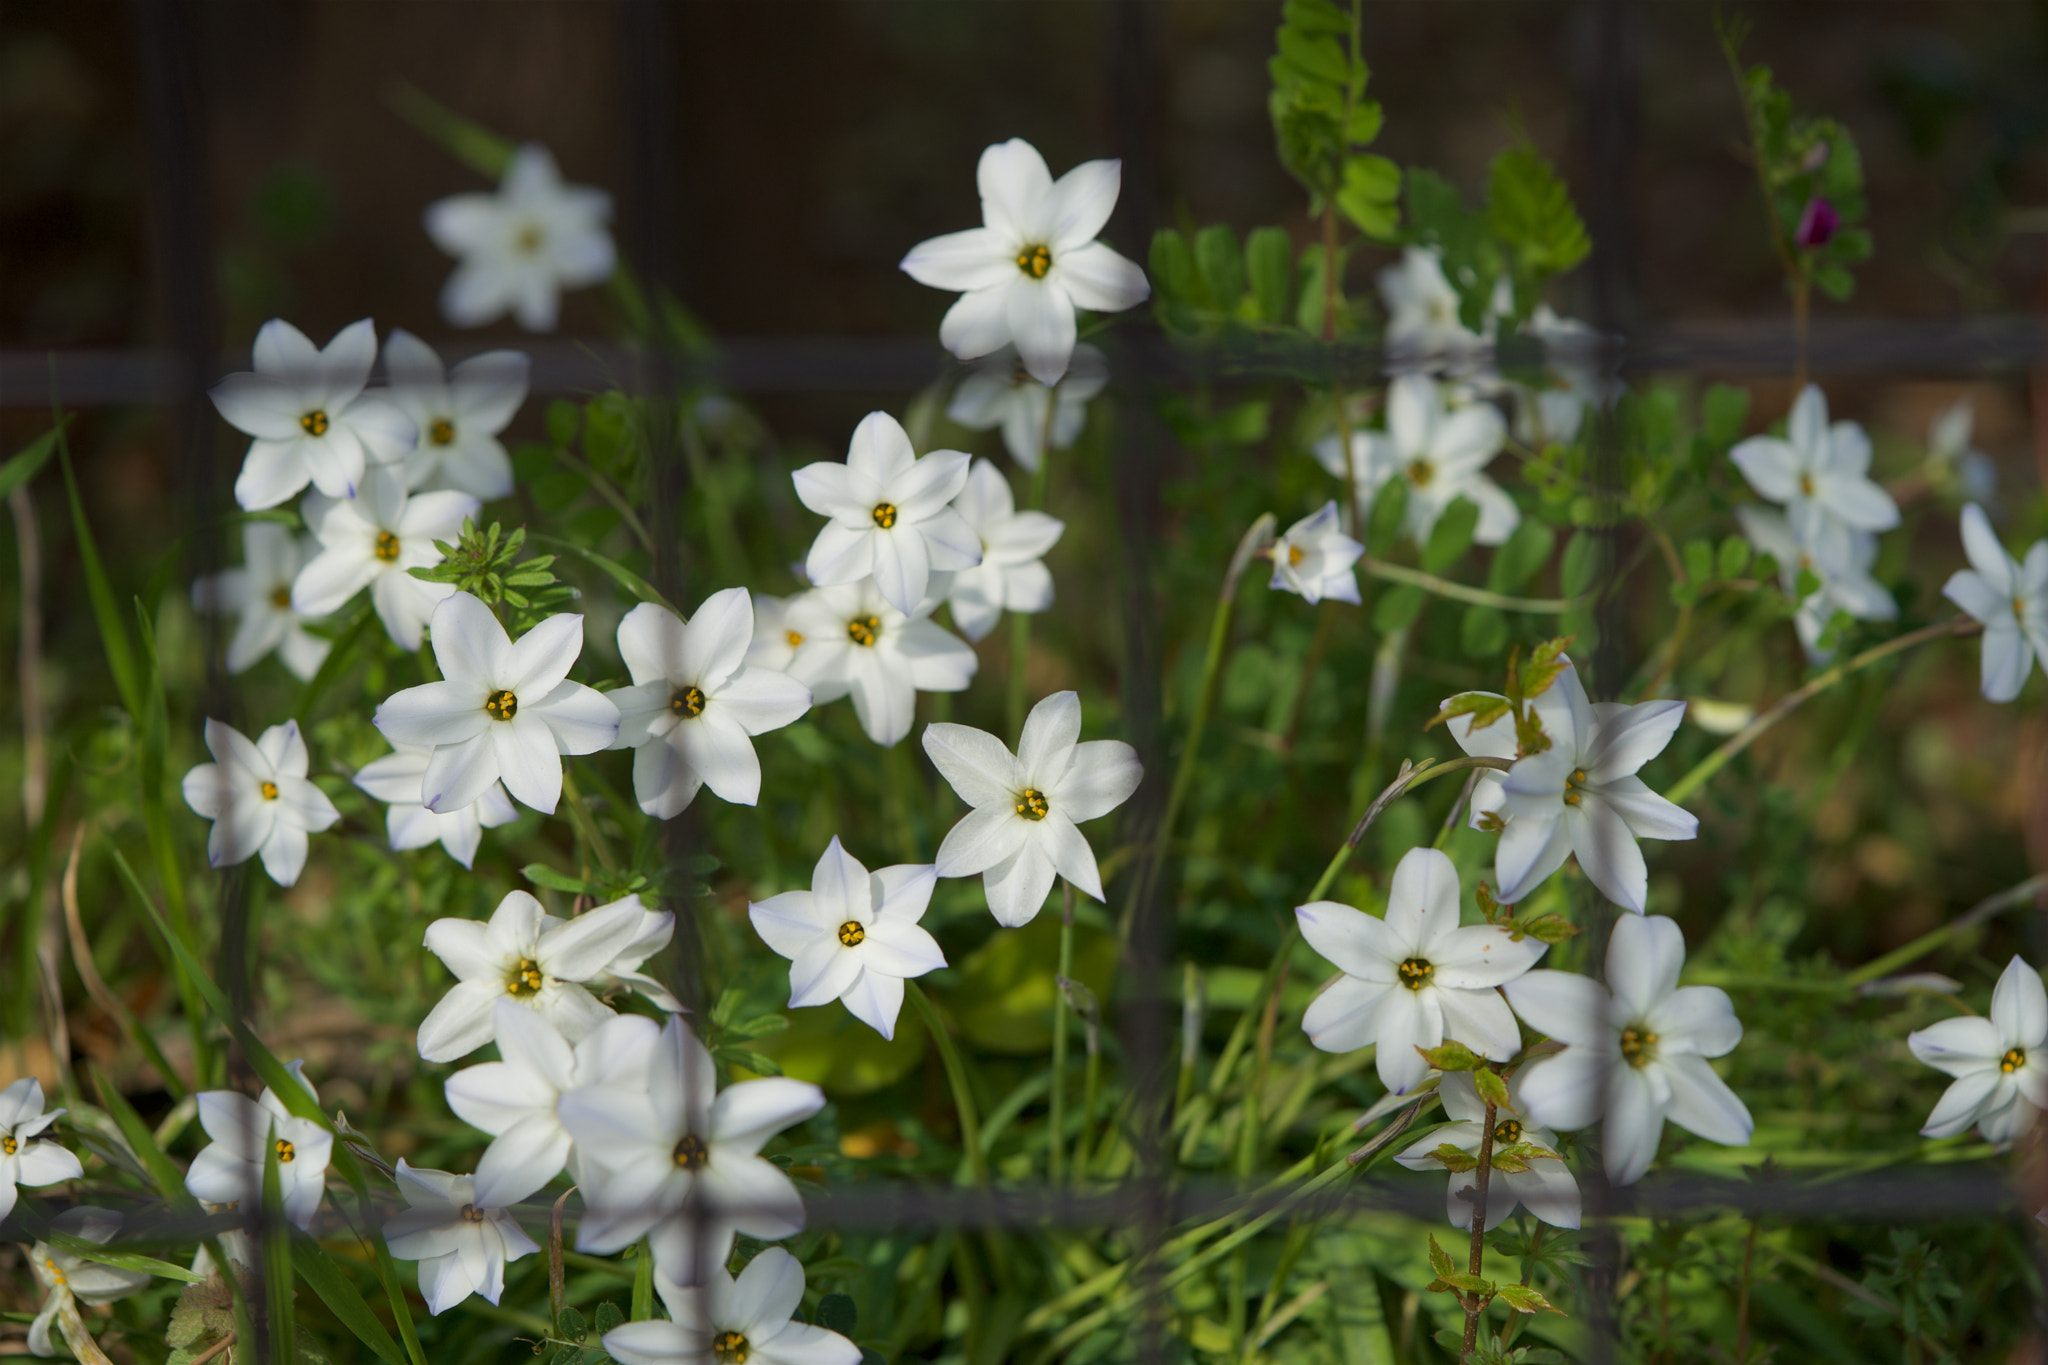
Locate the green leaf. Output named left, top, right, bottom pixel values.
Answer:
left=262, top=1138, right=299, bottom=1365
left=558, top=1306, right=589, bottom=1343
left=1717, top=535, right=1753, bottom=580
left=1559, top=530, right=1600, bottom=598
left=1421, top=496, right=1479, bottom=573
left=523, top=863, right=596, bottom=894
left=386, top=82, right=515, bottom=179
left=531, top=534, right=677, bottom=614
left=1418, top=1039, right=1482, bottom=1071
left=592, top=1302, right=626, bottom=1336
left=1336, top=153, right=1402, bottom=240
left=1372, top=582, right=1425, bottom=633
left=1486, top=520, right=1555, bottom=592
left=1495, top=1282, right=1564, bottom=1315
left=292, top=1237, right=410, bottom=1365
left=546, top=399, right=582, bottom=449
left=1243, top=226, right=1295, bottom=324
left=815, top=1293, right=858, bottom=1335
left=1427, top=1235, right=1457, bottom=1281
left=1427, top=1143, right=1479, bottom=1174
left=1460, top=604, right=1509, bottom=658
left=1700, top=383, right=1751, bottom=452
left=1426, top=691, right=1511, bottom=734
left=1364, top=476, right=1407, bottom=556
left=1472, top=1068, right=1512, bottom=1111
left=1149, top=229, right=1196, bottom=306
left=1194, top=225, right=1245, bottom=310
left=1282, top=0, right=1352, bottom=34
left=59, top=444, right=142, bottom=718
left=89, top=1067, right=197, bottom=1202
left=1487, top=143, right=1591, bottom=316
left=1682, top=539, right=1714, bottom=585
left=44, top=1231, right=206, bottom=1283
left=1276, top=26, right=1348, bottom=85
left=0, top=423, right=63, bottom=501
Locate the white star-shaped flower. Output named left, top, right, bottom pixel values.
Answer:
left=382, top=329, right=528, bottom=500
left=445, top=1004, right=661, bottom=1208
left=1909, top=955, right=2048, bottom=1147
left=27, top=1207, right=150, bottom=1359
left=943, top=458, right=1062, bottom=642
left=609, top=592, right=813, bottom=818
left=184, top=1060, right=333, bottom=1230
left=1943, top=503, right=2048, bottom=703
left=1377, top=246, right=1490, bottom=368
left=602, top=1248, right=860, bottom=1365
left=1927, top=397, right=1997, bottom=502
left=1505, top=914, right=1751, bottom=1186
left=381, top=1160, right=540, bottom=1316
left=352, top=743, right=517, bottom=869
left=1268, top=501, right=1362, bottom=605
left=190, top=521, right=332, bottom=680
left=1729, top=384, right=1900, bottom=575
left=294, top=468, right=477, bottom=650
left=900, top=137, right=1149, bottom=386
left=0, top=1079, right=81, bottom=1225
left=1394, top=1072, right=1579, bottom=1231
left=923, top=690, right=1142, bottom=927
left=1315, top=374, right=1520, bottom=547
left=180, top=719, right=340, bottom=887
left=1297, top=847, right=1544, bottom=1095
left=1446, top=656, right=1697, bottom=913
left=1514, top=305, right=1616, bottom=447
left=946, top=343, right=1108, bottom=473
left=749, top=837, right=946, bottom=1040
left=558, top=1015, right=825, bottom=1285
left=793, top=412, right=980, bottom=616
left=426, top=144, right=615, bottom=332
left=586, top=904, right=685, bottom=1013
left=784, top=578, right=977, bottom=747
left=416, top=891, right=657, bottom=1063
left=373, top=591, right=619, bottom=814
left=1735, top=506, right=1895, bottom=663
left=209, top=318, right=417, bottom=510
left=745, top=593, right=807, bottom=672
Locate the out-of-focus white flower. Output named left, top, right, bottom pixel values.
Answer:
left=1445, top=656, right=1695, bottom=913
left=900, top=137, right=1148, bottom=386
left=382, top=329, right=527, bottom=499
left=1943, top=503, right=2048, bottom=703
left=1297, top=847, right=1544, bottom=1095
left=294, top=468, right=477, bottom=651
left=426, top=144, right=615, bottom=332
left=181, top=719, right=340, bottom=887
left=1268, top=501, right=1362, bottom=605
left=416, top=891, right=657, bottom=1063
left=1394, top=1072, right=1579, bottom=1231
left=784, top=579, right=977, bottom=747
left=1927, top=398, right=1997, bottom=503
left=744, top=593, right=808, bottom=673
left=1315, top=374, right=1519, bottom=547
left=1506, top=914, right=1751, bottom=1186
left=184, top=1061, right=333, bottom=1230
left=924, top=690, right=1142, bottom=927
left=1515, top=305, right=1616, bottom=447
left=382, top=1160, right=539, bottom=1315
left=353, top=743, right=517, bottom=869
left=602, top=1248, right=860, bottom=1365
left=191, top=522, right=332, bottom=680
left=1378, top=246, right=1490, bottom=369
left=609, top=593, right=812, bottom=818
left=947, top=343, right=1108, bottom=472
left=0, top=1079, right=81, bottom=1225
left=943, top=459, right=1062, bottom=642
left=1736, top=506, right=1895, bottom=664
left=559, top=1015, right=825, bottom=1285
left=587, top=904, right=685, bottom=1013
left=27, top=1207, right=150, bottom=1359
left=749, top=837, right=945, bottom=1040
left=1730, top=385, right=1899, bottom=575
left=793, top=412, right=980, bottom=616
left=1909, top=955, right=2048, bottom=1148
left=210, top=318, right=417, bottom=510
left=373, top=592, right=619, bottom=815
left=444, top=1004, right=660, bottom=1208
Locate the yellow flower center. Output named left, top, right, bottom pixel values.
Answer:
left=1287, top=543, right=1304, bottom=566
left=429, top=418, right=456, bottom=446
left=1015, top=243, right=1051, bottom=278
left=1015, top=788, right=1049, bottom=821
left=1562, top=768, right=1587, bottom=806
left=1492, top=1119, right=1522, bottom=1145
left=460, top=1203, right=487, bottom=1224
left=1406, top=458, right=1435, bottom=488
left=260, top=781, right=279, bottom=801
left=1397, top=957, right=1434, bottom=990
left=300, top=410, right=329, bottom=437
left=2003, top=1047, right=2027, bottom=1074
left=671, top=685, right=707, bottom=718
left=872, top=502, right=898, bottom=529
left=274, top=1138, right=296, bottom=1164
left=485, top=689, right=518, bottom=721
left=838, top=921, right=866, bottom=947
left=847, top=615, right=881, bottom=647
left=672, top=1133, right=709, bottom=1169
left=785, top=629, right=804, bottom=648
left=506, top=957, right=544, bottom=998
left=374, top=530, right=401, bottom=562
left=1620, top=1026, right=1658, bottom=1068
left=515, top=224, right=544, bottom=254
left=1799, top=473, right=1816, bottom=497
left=1, top=1135, right=16, bottom=1156
left=711, top=1331, right=750, bottom=1364
left=43, top=1258, right=65, bottom=1286
left=271, top=586, right=293, bottom=609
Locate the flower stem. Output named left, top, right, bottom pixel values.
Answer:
left=1663, top=616, right=1981, bottom=805
left=559, top=769, right=617, bottom=875
left=1049, top=885, right=1075, bottom=1184
left=1459, top=1095, right=1500, bottom=1363
left=1006, top=439, right=1055, bottom=742
left=631, top=1236, right=653, bottom=1321
left=1732, top=1216, right=1761, bottom=1364
left=906, top=981, right=989, bottom=1186
left=1840, top=872, right=2048, bottom=988
left=1358, top=554, right=1577, bottom=612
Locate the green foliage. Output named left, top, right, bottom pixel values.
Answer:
left=1404, top=141, right=1591, bottom=331
left=410, top=519, right=575, bottom=628
left=1268, top=0, right=1401, bottom=238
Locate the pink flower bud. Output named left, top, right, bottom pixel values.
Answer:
left=1795, top=197, right=1840, bottom=250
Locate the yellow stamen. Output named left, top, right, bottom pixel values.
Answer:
left=2003, top=1047, right=2026, bottom=1074
left=838, top=921, right=866, bottom=947
left=847, top=615, right=881, bottom=647
left=374, top=530, right=401, bottom=562
left=506, top=958, right=544, bottom=998
left=1406, top=458, right=1435, bottom=488
left=515, top=224, right=544, bottom=254
left=275, top=1138, right=296, bottom=1164
left=1492, top=1119, right=1522, bottom=1145
left=460, top=1203, right=487, bottom=1224
left=1620, top=1026, right=1658, bottom=1068
left=1015, top=244, right=1051, bottom=278
left=300, top=410, right=329, bottom=437
left=1, top=1135, right=16, bottom=1156
left=260, top=781, right=279, bottom=801
left=1015, top=788, right=1049, bottom=820
left=672, top=1134, right=709, bottom=1169
left=871, top=502, right=898, bottom=529
left=711, top=1331, right=750, bottom=1364
left=429, top=418, right=456, bottom=446
left=670, top=685, right=707, bottom=717
left=484, top=689, right=518, bottom=721
left=271, top=586, right=293, bottom=609
left=1397, top=957, right=1434, bottom=991
left=785, top=629, right=804, bottom=648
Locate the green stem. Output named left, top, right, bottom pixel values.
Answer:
left=1664, top=616, right=1979, bottom=805
left=1050, top=886, right=1075, bottom=1184
left=1358, top=554, right=1576, bottom=612
left=1459, top=1097, right=1500, bottom=1362
left=1840, top=873, right=2048, bottom=988
left=632, top=1237, right=654, bottom=1321
left=559, top=770, right=617, bottom=875
left=1006, top=445, right=1054, bottom=741
left=906, top=982, right=988, bottom=1186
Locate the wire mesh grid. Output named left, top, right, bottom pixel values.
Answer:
left=10, top=2, right=2043, bottom=1362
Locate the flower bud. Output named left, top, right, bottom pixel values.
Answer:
left=1795, top=196, right=1840, bottom=250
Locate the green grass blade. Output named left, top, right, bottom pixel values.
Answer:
left=58, top=440, right=141, bottom=718
left=133, top=600, right=189, bottom=925
left=43, top=1231, right=206, bottom=1283
left=262, top=1140, right=299, bottom=1364
left=88, top=1066, right=196, bottom=1201
left=293, top=1235, right=408, bottom=1365
left=530, top=533, right=677, bottom=613
left=0, top=421, right=64, bottom=500
left=296, top=603, right=377, bottom=720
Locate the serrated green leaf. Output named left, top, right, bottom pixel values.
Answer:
left=1473, top=1067, right=1512, bottom=1111
left=1487, top=143, right=1590, bottom=316
left=1429, top=1143, right=1479, bottom=1173
left=1427, top=1235, right=1456, bottom=1280
left=1495, top=1282, right=1564, bottom=1315
left=1419, top=1039, right=1482, bottom=1071
left=1426, top=692, right=1511, bottom=734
